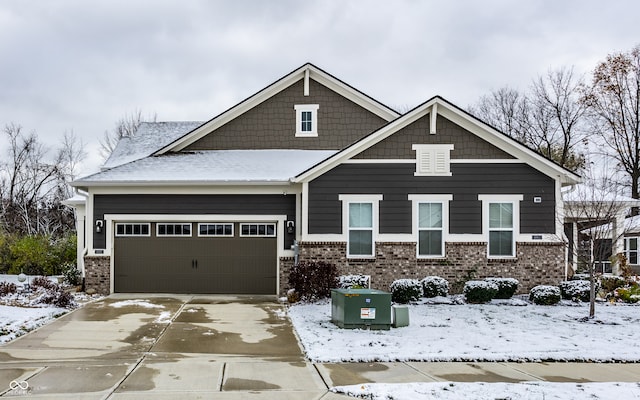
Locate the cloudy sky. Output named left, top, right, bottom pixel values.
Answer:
left=0, top=0, right=638, bottom=175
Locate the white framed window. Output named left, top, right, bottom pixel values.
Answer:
left=295, top=104, right=319, bottom=136
left=198, top=223, right=234, bottom=237
left=240, top=223, right=276, bottom=237
left=409, top=194, right=453, bottom=258
left=412, top=144, right=454, bottom=176
left=478, top=194, right=523, bottom=258
left=624, top=237, right=639, bottom=265
left=339, top=194, right=382, bottom=258
left=115, top=223, right=151, bottom=237
left=157, top=223, right=192, bottom=237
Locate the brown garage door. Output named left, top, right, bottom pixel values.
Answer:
left=114, top=222, right=277, bottom=294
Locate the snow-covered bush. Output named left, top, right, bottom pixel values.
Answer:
left=529, top=285, right=561, bottom=305
left=463, top=280, right=498, bottom=303
left=36, top=287, right=75, bottom=308
left=288, top=261, right=338, bottom=301
left=31, top=276, right=57, bottom=290
left=0, top=281, right=17, bottom=296
left=570, top=273, right=589, bottom=281
left=63, top=264, right=81, bottom=286
left=559, top=280, right=594, bottom=302
left=338, top=274, right=370, bottom=289
left=614, top=284, right=640, bottom=303
left=421, top=276, right=449, bottom=298
left=390, top=279, right=423, bottom=304
left=484, top=277, right=519, bottom=299
left=600, top=275, right=626, bottom=292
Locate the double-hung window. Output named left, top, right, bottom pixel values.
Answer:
left=624, top=237, right=639, bottom=265
left=294, top=104, right=319, bottom=136
left=418, top=203, right=444, bottom=257
left=409, top=194, right=452, bottom=258
left=339, top=194, right=382, bottom=258
left=479, top=195, right=522, bottom=258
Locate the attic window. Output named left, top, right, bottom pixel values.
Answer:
left=412, top=144, right=454, bottom=176
left=295, top=104, right=319, bottom=137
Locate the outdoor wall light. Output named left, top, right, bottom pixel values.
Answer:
left=286, top=220, right=295, bottom=234
left=95, top=220, right=104, bottom=233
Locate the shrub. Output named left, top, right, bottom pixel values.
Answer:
left=421, top=276, right=449, bottom=298
left=484, top=277, right=519, bottom=299
left=338, top=274, right=370, bottom=289
left=390, top=279, right=423, bottom=303
left=31, top=276, right=57, bottom=290
left=614, top=283, right=640, bottom=303
left=463, top=280, right=498, bottom=303
left=63, top=263, right=81, bottom=286
left=0, top=281, right=17, bottom=296
left=570, top=273, right=589, bottom=281
left=600, top=275, right=626, bottom=292
left=288, top=261, right=338, bottom=301
left=529, top=285, right=561, bottom=305
left=559, top=280, right=594, bottom=302
left=36, top=287, right=75, bottom=308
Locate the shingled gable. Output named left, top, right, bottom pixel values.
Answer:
left=293, top=96, right=581, bottom=186
left=153, top=63, right=400, bottom=155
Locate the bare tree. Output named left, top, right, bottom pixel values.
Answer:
left=0, top=123, right=85, bottom=237
left=470, top=68, right=588, bottom=172
left=563, top=170, right=635, bottom=318
left=582, top=44, right=640, bottom=199
left=100, top=109, right=156, bottom=159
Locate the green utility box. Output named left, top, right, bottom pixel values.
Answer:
left=331, top=288, right=392, bottom=330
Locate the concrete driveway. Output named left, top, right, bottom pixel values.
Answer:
left=0, top=294, right=333, bottom=399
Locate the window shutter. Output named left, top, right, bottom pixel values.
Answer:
left=434, top=150, right=447, bottom=174
left=419, top=150, right=432, bottom=174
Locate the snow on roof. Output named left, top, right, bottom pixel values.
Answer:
left=102, top=121, right=203, bottom=169
left=562, top=183, right=640, bottom=203
left=76, top=150, right=338, bottom=185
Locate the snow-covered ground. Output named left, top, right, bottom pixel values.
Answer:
left=288, top=297, right=640, bottom=363
left=289, top=297, right=640, bottom=399
left=332, top=381, right=640, bottom=399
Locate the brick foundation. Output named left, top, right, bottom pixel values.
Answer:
left=84, top=256, right=111, bottom=295
left=279, top=241, right=565, bottom=296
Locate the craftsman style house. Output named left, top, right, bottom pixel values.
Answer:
left=69, top=64, right=580, bottom=295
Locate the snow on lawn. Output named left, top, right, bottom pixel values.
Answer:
left=0, top=304, right=67, bottom=343
left=332, top=381, right=640, bottom=400
left=288, top=298, right=640, bottom=362
left=110, top=299, right=165, bottom=309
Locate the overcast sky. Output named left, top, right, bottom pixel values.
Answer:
left=1, top=0, right=638, bottom=175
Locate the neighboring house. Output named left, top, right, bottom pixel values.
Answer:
left=563, top=185, right=640, bottom=275
left=68, top=63, right=580, bottom=295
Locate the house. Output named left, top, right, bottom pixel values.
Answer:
left=68, top=63, right=581, bottom=295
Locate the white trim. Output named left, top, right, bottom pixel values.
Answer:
left=88, top=185, right=301, bottom=195
left=478, top=194, right=523, bottom=258
left=304, top=69, right=310, bottom=96
left=450, top=159, right=524, bottom=164
left=197, top=223, right=234, bottom=237
left=342, top=159, right=416, bottom=164
left=430, top=103, right=437, bottom=134
left=295, top=104, right=319, bottom=137
left=339, top=194, right=383, bottom=258
left=301, top=182, right=309, bottom=239
left=408, top=194, right=453, bottom=258
left=156, top=222, right=193, bottom=237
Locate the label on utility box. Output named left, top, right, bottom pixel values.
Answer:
left=360, top=308, right=376, bottom=319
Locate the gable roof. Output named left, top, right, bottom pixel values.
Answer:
left=102, top=121, right=203, bottom=170
left=292, top=96, right=581, bottom=186
left=73, top=150, right=337, bottom=187
left=152, top=63, right=400, bottom=155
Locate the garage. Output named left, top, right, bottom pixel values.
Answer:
left=113, top=222, right=277, bottom=294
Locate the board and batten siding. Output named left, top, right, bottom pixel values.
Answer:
left=93, top=194, right=296, bottom=249
left=308, top=163, right=556, bottom=235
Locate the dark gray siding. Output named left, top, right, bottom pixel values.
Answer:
left=308, top=163, right=555, bottom=235
left=93, top=194, right=295, bottom=249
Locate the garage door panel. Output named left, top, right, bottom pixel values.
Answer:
left=114, top=222, right=277, bottom=294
